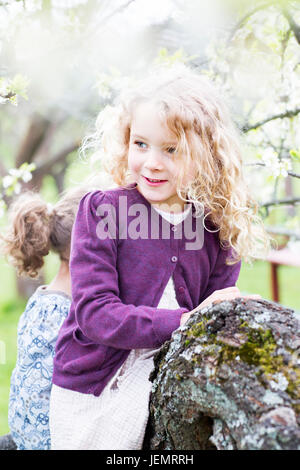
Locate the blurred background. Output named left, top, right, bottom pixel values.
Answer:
left=0, top=0, right=300, bottom=434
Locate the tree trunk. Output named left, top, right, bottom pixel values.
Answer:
left=15, top=113, right=52, bottom=168
left=6, top=113, right=78, bottom=298
left=145, top=298, right=300, bottom=450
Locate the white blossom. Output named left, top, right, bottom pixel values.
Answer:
left=7, top=1, right=24, bottom=18
left=51, top=0, right=88, bottom=8
left=2, top=175, right=14, bottom=188
left=24, top=0, right=42, bottom=14
left=14, top=182, right=21, bottom=194
left=21, top=171, right=33, bottom=183
left=261, top=148, right=278, bottom=166
left=9, top=168, right=22, bottom=178
left=261, top=148, right=292, bottom=178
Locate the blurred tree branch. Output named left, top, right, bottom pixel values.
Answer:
left=32, top=141, right=80, bottom=183
left=242, top=108, right=300, bottom=132
left=259, top=196, right=300, bottom=208
left=0, top=91, right=15, bottom=100
left=82, top=0, right=137, bottom=40
left=228, top=0, right=275, bottom=43
left=282, top=6, right=300, bottom=44
left=228, top=1, right=300, bottom=46
left=245, top=162, right=300, bottom=179
left=15, top=114, right=52, bottom=167
left=97, top=0, right=137, bottom=27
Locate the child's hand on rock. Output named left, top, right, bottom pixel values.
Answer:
left=180, top=287, right=261, bottom=326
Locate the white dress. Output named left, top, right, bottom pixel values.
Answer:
left=49, top=205, right=191, bottom=450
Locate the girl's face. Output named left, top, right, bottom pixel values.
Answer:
left=128, top=101, right=192, bottom=212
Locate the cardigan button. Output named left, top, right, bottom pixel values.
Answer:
left=171, top=226, right=177, bottom=231
left=178, top=286, right=185, bottom=293
left=171, top=256, right=178, bottom=263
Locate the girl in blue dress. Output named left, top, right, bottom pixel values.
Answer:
left=1, top=186, right=89, bottom=450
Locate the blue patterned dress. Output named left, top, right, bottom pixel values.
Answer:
left=8, top=285, right=71, bottom=450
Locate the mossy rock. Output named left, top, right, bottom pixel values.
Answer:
left=146, top=298, right=300, bottom=450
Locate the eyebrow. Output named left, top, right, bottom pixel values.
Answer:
left=131, top=134, right=177, bottom=145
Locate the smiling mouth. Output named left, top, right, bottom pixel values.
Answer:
left=143, top=176, right=168, bottom=184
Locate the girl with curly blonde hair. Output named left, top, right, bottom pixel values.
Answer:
left=84, top=65, right=272, bottom=264
left=50, top=65, right=271, bottom=450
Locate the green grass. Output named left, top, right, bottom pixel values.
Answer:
left=237, top=260, right=300, bottom=313
left=0, top=257, right=299, bottom=435
left=0, top=298, right=26, bottom=434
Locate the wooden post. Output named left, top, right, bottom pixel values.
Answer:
left=270, top=262, right=279, bottom=302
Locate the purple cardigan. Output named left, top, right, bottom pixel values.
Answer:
left=52, top=184, right=241, bottom=396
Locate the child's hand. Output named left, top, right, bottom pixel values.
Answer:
left=180, top=287, right=261, bottom=326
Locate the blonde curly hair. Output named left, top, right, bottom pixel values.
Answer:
left=81, top=65, right=273, bottom=264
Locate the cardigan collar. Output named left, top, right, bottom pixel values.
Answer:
left=122, top=182, right=197, bottom=217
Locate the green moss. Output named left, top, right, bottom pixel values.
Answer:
left=186, top=317, right=299, bottom=404
left=219, top=328, right=278, bottom=371
left=188, top=319, right=207, bottom=338
left=188, top=319, right=279, bottom=374
left=286, top=369, right=300, bottom=399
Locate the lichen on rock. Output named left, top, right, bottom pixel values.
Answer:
left=146, top=298, right=300, bottom=450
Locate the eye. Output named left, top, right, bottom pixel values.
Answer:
left=166, top=146, right=176, bottom=154
left=134, top=141, right=147, bottom=149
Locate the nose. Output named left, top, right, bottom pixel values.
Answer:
left=144, top=148, right=164, bottom=171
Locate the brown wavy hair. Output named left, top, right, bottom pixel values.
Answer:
left=81, top=65, right=274, bottom=264
left=0, top=186, right=89, bottom=278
